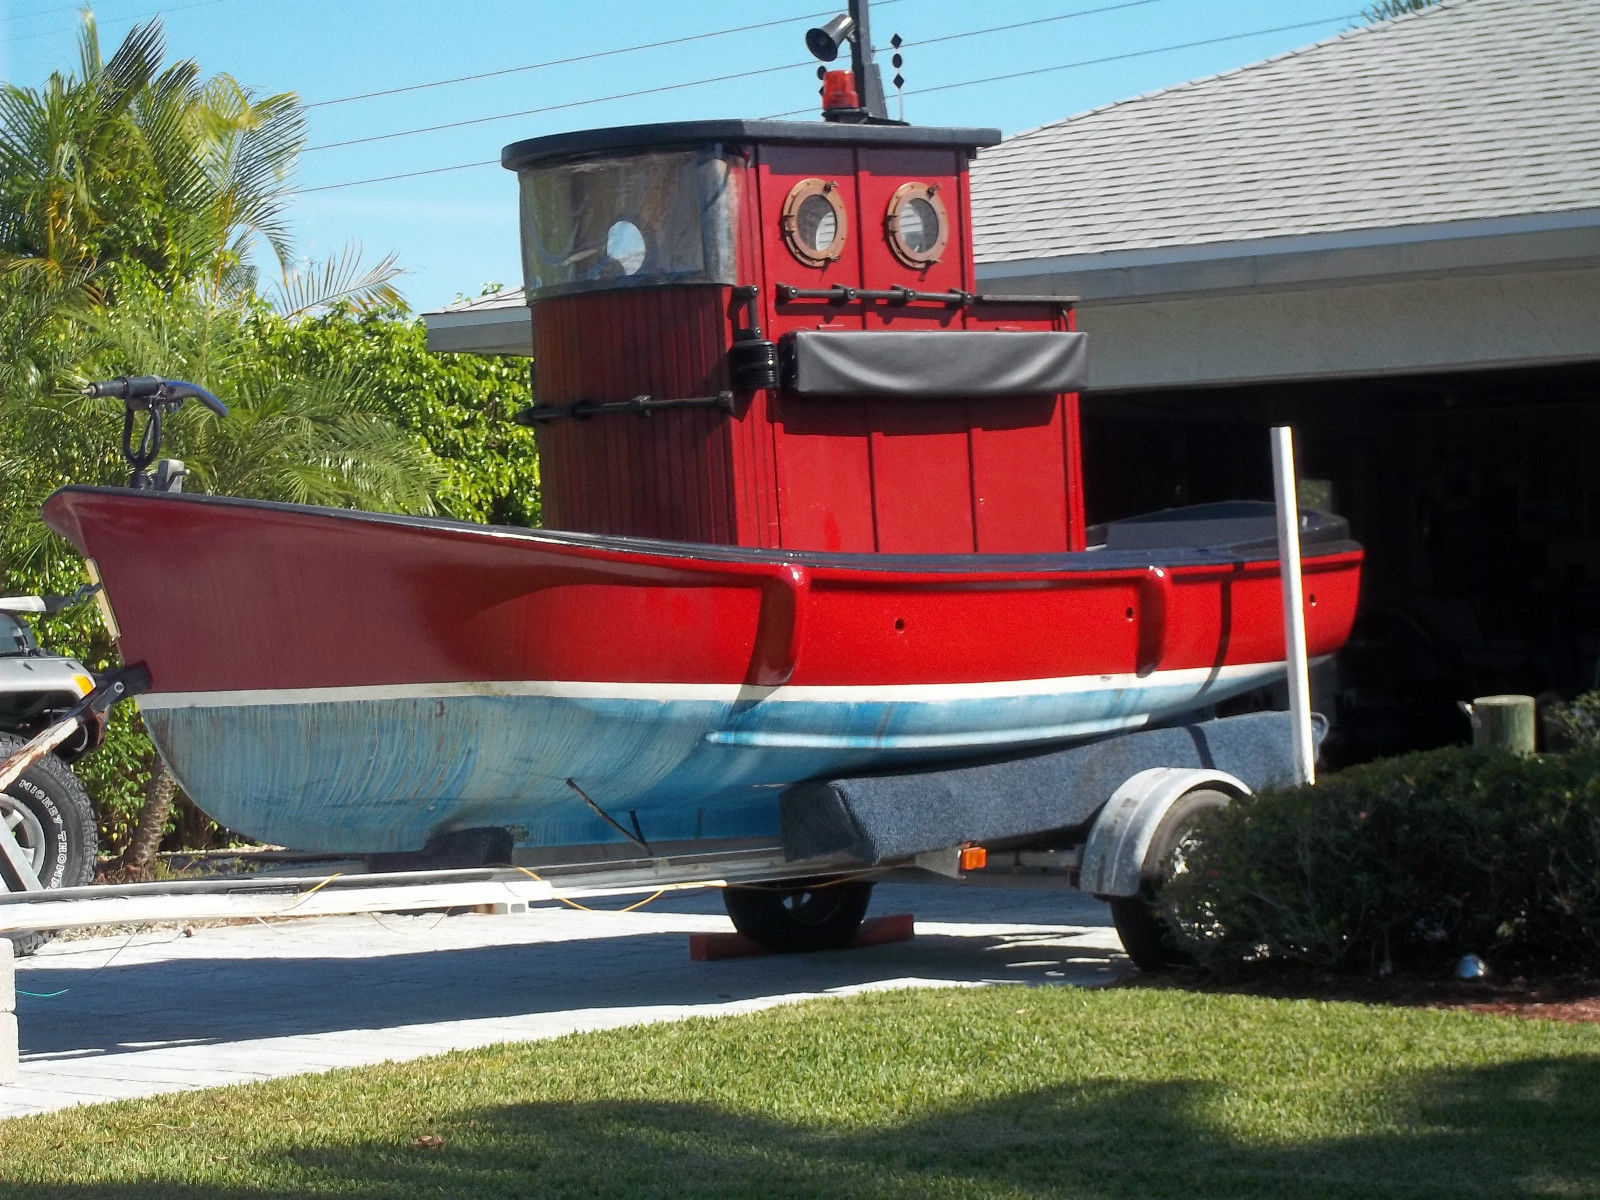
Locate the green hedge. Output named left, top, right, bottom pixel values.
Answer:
left=1164, top=746, right=1600, bottom=974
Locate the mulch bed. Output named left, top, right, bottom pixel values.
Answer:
left=1123, top=968, right=1600, bottom=1025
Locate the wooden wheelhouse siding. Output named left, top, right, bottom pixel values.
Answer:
left=521, top=131, right=1085, bottom=554
left=530, top=286, right=745, bottom=543
left=729, top=152, right=782, bottom=548
left=751, top=143, right=1085, bottom=555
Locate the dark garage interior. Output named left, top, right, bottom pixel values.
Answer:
left=1081, top=361, right=1600, bottom=764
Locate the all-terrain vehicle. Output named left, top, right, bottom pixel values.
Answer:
left=0, top=589, right=103, bottom=953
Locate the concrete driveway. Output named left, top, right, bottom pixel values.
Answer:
left=2, top=883, right=1125, bottom=1119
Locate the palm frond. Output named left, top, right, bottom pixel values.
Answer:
left=271, top=245, right=405, bottom=318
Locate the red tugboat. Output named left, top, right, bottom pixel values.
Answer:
left=41, top=3, right=1360, bottom=963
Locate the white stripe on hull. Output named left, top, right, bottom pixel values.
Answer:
left=137, top=661, right=1288, bottom=712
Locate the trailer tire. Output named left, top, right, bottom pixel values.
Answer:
left=0, top=734, right=98, bottom=957
left=722, top=876, right=873, bottom=953
left=1110, top=786, right=1230, bottom=972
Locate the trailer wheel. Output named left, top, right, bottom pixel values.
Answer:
left=1110, top=786, right=1229, bottom=972
left=722, top=876, right=873, bottom=953
left=0, top=734, right=98, bottom=957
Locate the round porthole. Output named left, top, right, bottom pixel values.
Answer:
left=780, top=178, right=848, bottom=267
left=885, top=181, right=949, bottom=268
left=606, top=219, right=647, bottom=276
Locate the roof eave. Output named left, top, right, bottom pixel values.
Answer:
left=977, top=208, right=1600, bottom=303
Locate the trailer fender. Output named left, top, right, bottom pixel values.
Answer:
left=1079, top=767, right=1249, bottom=898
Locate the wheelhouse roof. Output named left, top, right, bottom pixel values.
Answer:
left=502, top=119, right=1001, bottom=171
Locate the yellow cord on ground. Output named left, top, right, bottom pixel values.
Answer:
left=274, top=871, right=343, bottom=916
left=511, top=865, right=671, bottom=913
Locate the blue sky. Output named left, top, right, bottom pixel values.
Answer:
left=3, top=0, right=1362, bottom=312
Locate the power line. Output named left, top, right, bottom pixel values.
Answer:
left=765, top=13, right=1360, bottom=117
left=303, top=58, right=812, bottom=155
left=299, top=159, right=499, bottom=195
left=914, top=14, right=1361, bottom=100
left=905, top=0, right=1169, bottom=52
left=6, top=0, right=240, bottom=45
left=298, top=0, right=1152, bottom=113
left=302, top=7, right=871, bottom=111
left=301, top=0, right=1173, bottom=156
left=297, top=11, right=1359, bottom=197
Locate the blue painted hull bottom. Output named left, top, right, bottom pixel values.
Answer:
left=139, top=663, right=1285, bottom=854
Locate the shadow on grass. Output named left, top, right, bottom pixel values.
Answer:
left=9, top=1056, right=1600, bottom=1199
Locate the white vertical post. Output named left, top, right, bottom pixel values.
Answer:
left=0, top=940, right=15, bottom=1085
left=1271, top=426, right=1316, bottom=786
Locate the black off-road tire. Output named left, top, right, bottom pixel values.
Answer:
left=722, top=876, right=874, bottom=953
left=1110, top=787, right=1230, bottom=972
left=0, top=733, right=99, bottom=957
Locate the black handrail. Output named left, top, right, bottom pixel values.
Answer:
left=774, top=283, right=1078, bottom=308
left=514, top=392, right=736, bottom=426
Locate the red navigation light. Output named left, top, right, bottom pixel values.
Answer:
left=821, top=69, right=860, bottom=113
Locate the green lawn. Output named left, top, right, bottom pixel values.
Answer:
left=3, top=986, right=1598, bottom=1199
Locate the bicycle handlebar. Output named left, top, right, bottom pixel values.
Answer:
left=83, top=376, right=228, bottom=417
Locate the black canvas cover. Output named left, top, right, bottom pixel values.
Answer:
left=782, top=329, right=1088, bottom=399
left=779, top=711, right=1322, bottom=865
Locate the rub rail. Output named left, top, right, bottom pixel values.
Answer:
left=775, top=283, right=1079, bottom=308
left=515, top=392, right=736, bottom=426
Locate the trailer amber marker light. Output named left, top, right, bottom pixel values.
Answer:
left=959, top=846, right=987, bottom=871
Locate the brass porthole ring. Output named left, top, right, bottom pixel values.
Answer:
left=780, top=178, right=848, bottom=268
left=885, top=181, right=949, bottom=268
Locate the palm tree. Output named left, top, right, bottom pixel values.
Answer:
left=0, top=14, right=435, bottom=872
left=0, top=13, right=305, bottom=291
left=81, top=274, right=441, bottom=873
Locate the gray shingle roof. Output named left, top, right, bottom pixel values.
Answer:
left=971, top=0, right=1600, bottom=265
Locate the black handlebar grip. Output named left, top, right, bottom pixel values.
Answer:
left=83, top=375, right=167, bottom=400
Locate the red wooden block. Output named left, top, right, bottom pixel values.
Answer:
left=689, top=912, right=915, bottom=962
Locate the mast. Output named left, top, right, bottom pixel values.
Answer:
left=848, top=0, right=890, bottom=122
left=806, top=0, right=891, bottom=123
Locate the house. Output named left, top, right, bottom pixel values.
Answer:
left=973, top=0, right=1600, bottom=755
left=423, top=0, right=1600, bottom=756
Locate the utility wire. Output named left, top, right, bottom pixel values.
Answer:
left=297, top=12, right=1358, bottom=196
left=302, top=5, right=890, bottom=110
left=303, top=58, right=813, bottom=155
left=6, top=0, right=240, bottom=45
left=302, top=0, right=1171, bottom=155
left=763, top=13, right=1359, bottom=117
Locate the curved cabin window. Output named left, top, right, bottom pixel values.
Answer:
left=517, top=150, right=738, bottom=297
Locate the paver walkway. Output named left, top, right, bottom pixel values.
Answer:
left=2, top=883, right=1124, bottom=1119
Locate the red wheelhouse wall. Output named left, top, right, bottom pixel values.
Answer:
left=529, top=134, right=1084, bottom=555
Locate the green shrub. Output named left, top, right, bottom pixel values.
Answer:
left=1164, top=746, right=1600, bottom=974
left=1548, top=689, right=1600, bottom=752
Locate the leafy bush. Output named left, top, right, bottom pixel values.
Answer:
left=2, top=288, right=536, bottom=855
left=1164, top=746, right=1600, bottom=974
left=251, top=305, right=538, bottom=526
left=1547, top=690, right=1600, bottom=753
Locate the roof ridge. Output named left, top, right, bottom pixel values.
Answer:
left=972, top=0, right=1599, bottom=263
left=1001, top=0, right=1473, bottom=144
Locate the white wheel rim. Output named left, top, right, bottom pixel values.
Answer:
left=0, top=793, right=47, bottom=872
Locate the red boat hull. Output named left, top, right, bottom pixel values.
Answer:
left=41, top=488, right=1361, bottom=853
left=45, top=489, right=1360, bottom=695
